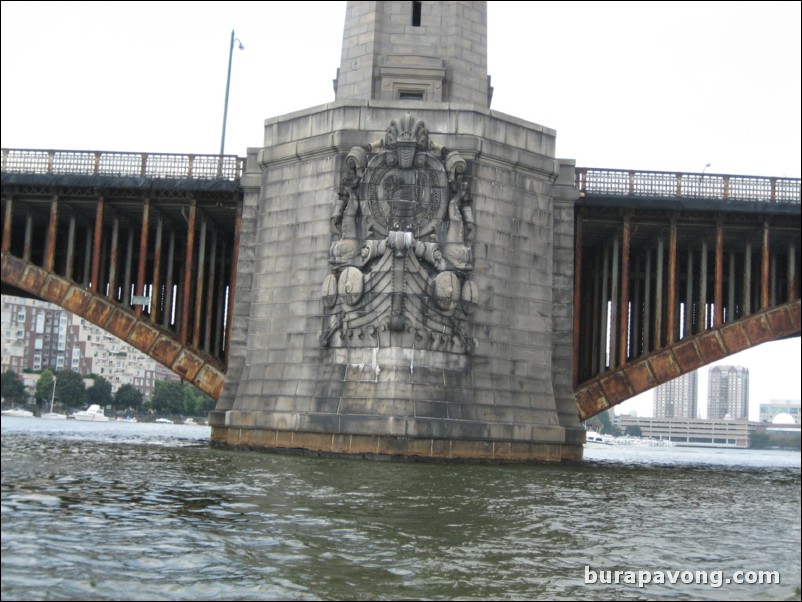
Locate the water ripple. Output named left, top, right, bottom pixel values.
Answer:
left=2, top=417, right=800, bottom=601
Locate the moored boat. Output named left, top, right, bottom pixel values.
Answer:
left=72, top=404, right=109, bottom=422
left=1, top=408, right=35, bottom=418
left=584, top=429, right=614, bottom=447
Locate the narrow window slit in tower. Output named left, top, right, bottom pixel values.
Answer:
left=412, top=1, right=422, bottom=26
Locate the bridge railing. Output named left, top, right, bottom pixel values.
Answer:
left=575, top=167, right=800, bottom=203
left=1, top=148, right=246, bottom=181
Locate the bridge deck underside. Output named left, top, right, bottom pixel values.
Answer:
left=574, top=197, right=801, bottom=420
left=1, top=174, right=243, bottom=398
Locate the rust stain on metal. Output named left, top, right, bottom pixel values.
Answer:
left=1, top=252, right=26, bottom=284
left=766, top=305, right=794, bottom=335
left=129, top=322, right=160, bottom=354
left=618, top=215, right=631, bottom=367
left=673, top=340, right=704, bottom=372
left=648, top=350, right=680, bottom=382
left=599, top=371, right=632, bottom=405
left=714, top=220, right=724, bottom=326
left=45, top=197, right=59, bottom=272
left=20, top=264, right=47, bottom=293
left=40, top=275, right=71, bottom=305
left=90, top=197, right=104, bottom=293
left=193, top=364, right=225, bottom=399
left=623, top=360, right=656, bottom=395
left=180, top=202, right=197, bottom=346
left=135, top=199, right=150, bottom=319
left=107, top=308, right=136, bottom=340
left=62, top=287, right=92, bottom=314
left=84, top=297, right=114, bottom=328
left=666, top=218, right=678, bottom=345
left=1, top=199, right=12, bottom=253
left=172, top=349, right=204, bottom=381
left=789, top=300, right=801, bottom=329
left=719, top=323, right=750, bottom=354
left=151, top=336, right=182, bottom=367
left=575, top=381, right=608, bottom=421
left=761, top=221, right=770, bottom=310
left=743, top=314, right=773, bottom=345
left=696, top=332, right=727, bottom=363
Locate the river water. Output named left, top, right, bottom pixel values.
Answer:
left=1, top=417, right=799, bottom=601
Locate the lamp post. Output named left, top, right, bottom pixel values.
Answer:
left=220, top=30, right=244, bottom=157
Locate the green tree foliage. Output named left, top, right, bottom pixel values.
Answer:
left=115, top=384, right=143, bottom=413
left=150, top=380, right=185, bottom=416
left=87, top=376, right=113, bottom=407
left=148, top=380, right=215, bottom=417
left=587, top=409, right=620, bottom=437
left=55, top=370, right=87, bottom=410
left=1, top=370, right=27, bottom=405
left=750, top=432, right=770, bottom=448
left=183, top=384, right=216, bottom=417
left=34, top=370, right=56, bottom=408
left=624, top=425, right=643, bottom=437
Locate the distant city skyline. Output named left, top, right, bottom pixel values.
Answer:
left=617, top=340, right=800, bottom=421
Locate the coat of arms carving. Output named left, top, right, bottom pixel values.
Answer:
left=320, top=114, right=478, bottom=353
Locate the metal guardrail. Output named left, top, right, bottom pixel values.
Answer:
left=576, top=167, right=800, bottom=204
left=1, top=148, right=245, bottom=181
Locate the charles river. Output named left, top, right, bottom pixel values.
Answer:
left=1, top=417, right=799, bottom=601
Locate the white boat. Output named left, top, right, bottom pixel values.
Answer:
left=72, top=404, right=109, bottom=422
left=585, top=429, right=614, bottom=447
left=41, top=376, right=67, bottom=420
left=1, top=408, right=35, bottom=417
left=155, top=418, right=174, bottom=424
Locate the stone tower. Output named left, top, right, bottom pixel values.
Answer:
left=211, top=1, right=584, bottom=462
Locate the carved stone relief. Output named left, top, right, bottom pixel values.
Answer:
left=320, top=113, right=478, bottom=354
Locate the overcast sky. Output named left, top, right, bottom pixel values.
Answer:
left=1, top=1, right=799, bottom=417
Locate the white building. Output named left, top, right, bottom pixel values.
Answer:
left=1, top=295, right=179, bottom=400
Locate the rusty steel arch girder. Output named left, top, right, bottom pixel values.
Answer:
left=1, top=251, right=226, bottom=399
left=574, top=299, right=801, bottom=421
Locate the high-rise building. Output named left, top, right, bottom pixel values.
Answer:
left=653, top=371, right=699, bottom=418
left=707, top=365, right=750, bottom=419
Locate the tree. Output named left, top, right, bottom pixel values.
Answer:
left=624, top=425, right=643, bottom=437
left=1, top=370, right=27, bottom=405
left=589, top=409, right=620, bottom=437
left=115, top=384, right=143, bottom=413
left=55, top=370, right=87, bottom=410
left=34, top=370, right=56, bottom=409
left=150, top=380, right=185, bottom=416
left=87, top=376, right=113, bottom=408
left=183, top=384, right=216, bottom=417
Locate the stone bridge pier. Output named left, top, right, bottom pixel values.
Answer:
left=209, top=1, right=584, bottom=461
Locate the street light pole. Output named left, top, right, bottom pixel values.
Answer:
left=220, top=30, right=243, bottom=157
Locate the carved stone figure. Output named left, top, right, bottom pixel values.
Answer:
left=321, top=113, right=478, bottom=353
